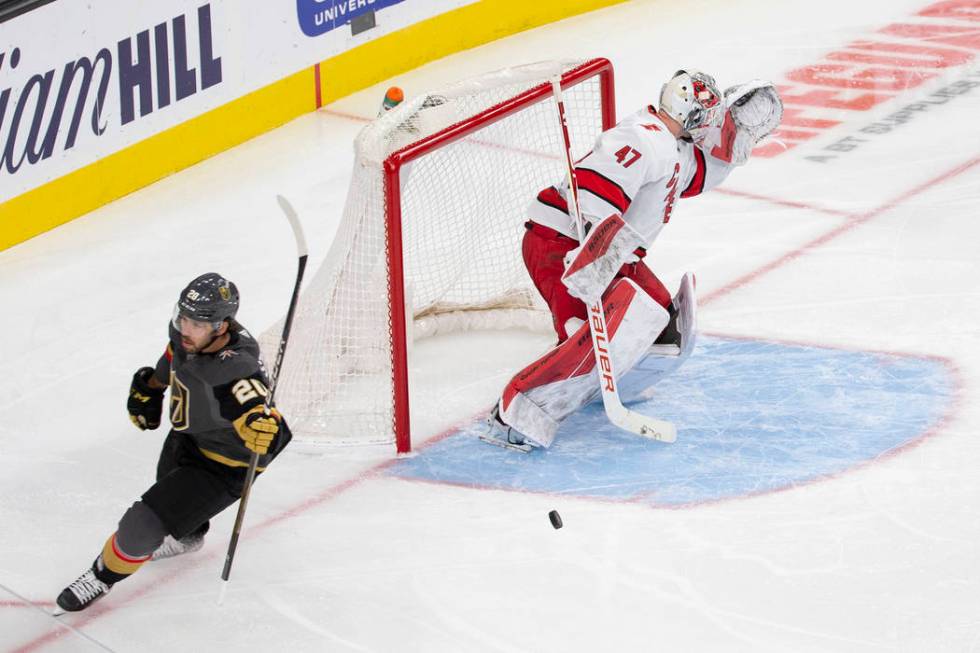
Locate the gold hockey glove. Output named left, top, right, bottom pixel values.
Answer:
left=233, top=406, right=280, bottom=455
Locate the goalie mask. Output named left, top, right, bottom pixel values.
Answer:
left=172, top=272, right=240, bottom=330
left=659, top=70, right=723, bottom=144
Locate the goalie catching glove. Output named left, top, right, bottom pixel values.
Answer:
left=714, top=80, right=782, bottom=165
left=127, top=367, right=164, bottom=430
left=233, top=406, right=281, bottom=455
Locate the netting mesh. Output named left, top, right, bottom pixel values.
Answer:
left=264, top=60, right=610, bottom=446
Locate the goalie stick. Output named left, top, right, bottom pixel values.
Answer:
left=219, top=194, right=308, bottom=601
left=549, top=77, right=677, bottom=444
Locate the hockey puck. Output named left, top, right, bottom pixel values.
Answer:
left=548, top=510, right=563, bottom=529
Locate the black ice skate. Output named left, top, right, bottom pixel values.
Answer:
left=649, top=301, right=682, bottom=356
left=54, top=562, right=113, bottom=614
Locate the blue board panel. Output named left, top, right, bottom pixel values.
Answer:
left=296, top=0, right=406, bottom=36
left=387, top=337, right=955, bottom=506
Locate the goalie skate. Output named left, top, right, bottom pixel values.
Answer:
left=648, top=318, right=681, bottom=357
left=647, top=272, right=696, bottom=360
left=478, top=406, right=536, bottom=453
left=618, top=272, right=698, bottom=404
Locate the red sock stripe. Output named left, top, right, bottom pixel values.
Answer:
left=681, top=146, right=707, bottom=198
left=575, top=168, right=630, bottom=213
left=111, top=534, right=150, bottom=563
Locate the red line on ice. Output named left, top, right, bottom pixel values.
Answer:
left=8, top=420, right=471, bottom=653
left=713, top=187, right=858, bottom=219
left=701, top=154, right=980, bottom=307
left=0, top=600, right=53, bottom=608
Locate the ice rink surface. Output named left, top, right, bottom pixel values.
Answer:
left=2, top=0, right=980, bottom=650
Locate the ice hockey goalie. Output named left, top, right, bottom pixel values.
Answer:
left=481, top=69, right=782, bottom=451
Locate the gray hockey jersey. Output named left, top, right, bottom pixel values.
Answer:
left=152, top=324, right=290, bottom=469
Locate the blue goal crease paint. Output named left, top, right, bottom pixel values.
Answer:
left=388, top=336, right=957, bottom=507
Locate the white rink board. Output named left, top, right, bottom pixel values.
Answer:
left=0, top=0, right=476, bottom=202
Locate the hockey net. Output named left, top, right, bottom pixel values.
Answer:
left=266, top=58, right=615, bottom=452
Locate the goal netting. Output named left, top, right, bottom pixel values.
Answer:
left=264, top=58, right=615, bottom=452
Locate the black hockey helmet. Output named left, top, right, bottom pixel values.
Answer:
left=173, top=272, right=239, bottom=327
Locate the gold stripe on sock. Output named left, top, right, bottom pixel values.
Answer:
left=100, top=534, right=149, bottom=576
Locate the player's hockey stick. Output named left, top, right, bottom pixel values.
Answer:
left=219, top=195, right=308, bottom=601
left=549, top=77, right=676, bottom=444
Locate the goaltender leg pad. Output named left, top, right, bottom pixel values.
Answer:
left=561, top=213, right=646, bottom=303
left=621, top=272, right=698, bottom=403
left=669, top=271, right=697, bottom=360
left=622, top=259, right=672, bottom=310
left=498, top=278, right=669, bottom=447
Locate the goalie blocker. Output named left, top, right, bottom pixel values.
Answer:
left=561, top=212, right=648, bottom=304
left=523, top=216, right=673, bottom=343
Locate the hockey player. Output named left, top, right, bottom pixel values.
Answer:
left=482, top=70, right=782, bottom=451
left=54, top=273, right=291, bottom=612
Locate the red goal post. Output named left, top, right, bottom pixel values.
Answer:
left=268, top=58, right=616, bottom=453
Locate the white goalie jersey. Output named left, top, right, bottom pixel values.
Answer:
left=528, top=105, right=739, bottom=246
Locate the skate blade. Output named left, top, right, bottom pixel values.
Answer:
left=478, top=433, right=532, bottom=453
left=51, top=605, right=66, bottom=617
left=647, top=343, right=681, bottom=357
